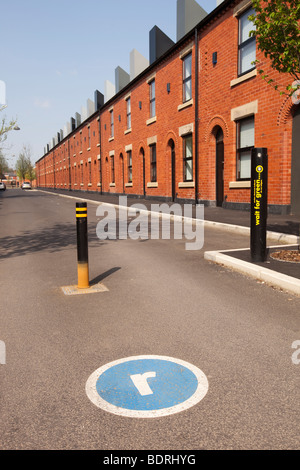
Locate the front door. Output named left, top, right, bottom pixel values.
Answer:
left=140, top=148, right=145, bottom=197
left=171, top=142, right=176, bottom=202
left=291, top=106, right=300, bottom=216
left=120, top=154, right=124, bottom=194
left=216, top=128, right=224, bottom=207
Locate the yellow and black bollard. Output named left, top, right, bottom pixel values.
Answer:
left=76, top=202, right=90, bottom=289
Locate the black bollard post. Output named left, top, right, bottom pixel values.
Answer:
left=250, top=148, right=268, bottom=262
left=76, top=202, right=89, bottom=288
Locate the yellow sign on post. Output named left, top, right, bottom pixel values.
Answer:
left=251, top=149, right=268, bottom=262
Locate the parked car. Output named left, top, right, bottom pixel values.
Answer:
left=0, top=182, right=6, bottom=191
left=21, top=181, right=32, bottom=190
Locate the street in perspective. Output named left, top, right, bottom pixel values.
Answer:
left=0, top=187, right=299, bottom=453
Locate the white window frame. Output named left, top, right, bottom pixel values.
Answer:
left=238, top=7, right=256, bottom=76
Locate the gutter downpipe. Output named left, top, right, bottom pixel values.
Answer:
left=195, top=27, right=199, bottom=206
left=99, top=110, right=103, bottom=195
left=68, top=138, right=72, bottom=191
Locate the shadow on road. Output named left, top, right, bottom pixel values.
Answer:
left=0, top=222, right=107, bottom=259
left=90, top=267, right=121, bottom=285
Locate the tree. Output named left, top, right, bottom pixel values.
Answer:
left=249, top=0, right=300, bottom=96
left=0, top=151, right=8, bottom=180
left=25, top=160, right=36, bottom=183
left=0, top=105, right=18, bottom=150
left=16, top=145, right=32, bottom=181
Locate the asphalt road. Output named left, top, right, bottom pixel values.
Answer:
left=0, top=188, right=299, bottom=452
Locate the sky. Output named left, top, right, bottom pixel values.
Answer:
left=1, top=0, right=216, bottom=167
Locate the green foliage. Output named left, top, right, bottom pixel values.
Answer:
left=25, top=160, right=36, bottom=182
left=16, top=145, right=34, bottom=181
left=249, top=0, right=300, bottom=95
left=0, top=151, right=8, bottom=178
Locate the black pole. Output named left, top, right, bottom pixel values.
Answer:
left=76, top=202, right=89, bottom=288
left=194, top=27, right=199, bottom=206
left=250, top=148, right=268, bottom=262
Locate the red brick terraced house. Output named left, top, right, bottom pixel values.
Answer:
left=35, top=0, right=300, bottom=215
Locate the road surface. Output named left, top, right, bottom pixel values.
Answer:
left=0, top=189, right=299, bottom=451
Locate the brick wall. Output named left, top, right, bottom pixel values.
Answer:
left=36, top=0, right=297, bottom=213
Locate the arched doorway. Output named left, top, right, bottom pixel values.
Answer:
left=168, top=139, right=176, bottom=202
left=291, top=106, right=300, bottom=215
left=215, top=127, right=224, bottom=207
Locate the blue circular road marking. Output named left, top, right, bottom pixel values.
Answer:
left=86, top=355, right=209, bottom=418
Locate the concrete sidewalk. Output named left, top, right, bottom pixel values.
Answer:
left=37, top=187, right=300, bottom=236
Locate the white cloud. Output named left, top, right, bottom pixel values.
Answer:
left=34, top=98, right=51, bottom=109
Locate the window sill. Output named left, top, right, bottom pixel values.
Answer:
left=109, top=137, right=114, bottom=142
left=146, top=116, right=157, bottom=126
left=178, top=99, right=193, bottom=111
left=109, top=183, right=115, bottom=187
left=178, top=181, right=194, bottom=188
left=230, top=69, right=257, bottom=88
left=88, top=183, right=92, bottom=187
left=87, top=147, right=91, bottom=151
left=147, top=182, right=158, bottom=188
left=229, top=181, right=251, bottom=189
left=124, top=128, right=132, bottom=135
left=125, top=182, right=133, bottom=187
left=97, top=183, right=101, bottom=187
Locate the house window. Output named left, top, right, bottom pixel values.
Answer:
left=110, top=110, right=114, bottom=138
left=238, top=7, right=256, bottom=76
left=89, top=161, right=91, bottom=183
left=110, top=155, right=115, bottom=183
left=183, top=53, right=192, bottom=102
left=183, top=134, right=193, bottom=181
left=88, top=126, right=91, bottom=148
left=127, top=150, right=132, bottom=183
left=126, top=97, right=131, bottom=129
left=150, top=144, right=157, bottom=182
left=237, top=116, right=254, bottom=179
left=149, top=80, right=156, bottom=118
